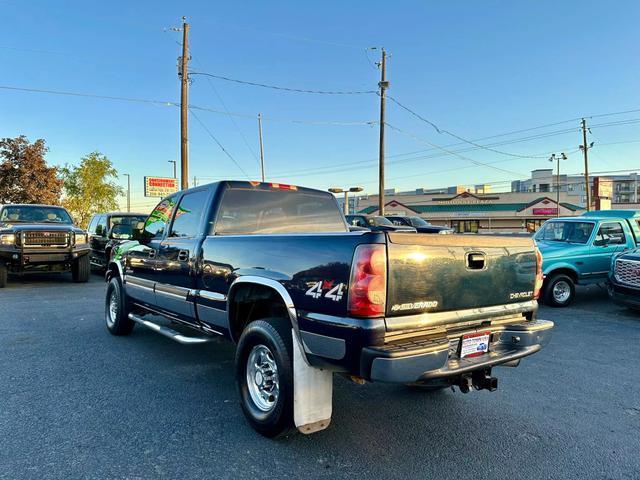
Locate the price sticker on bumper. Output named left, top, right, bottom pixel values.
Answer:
left=460, top=331, right=491, bottom=358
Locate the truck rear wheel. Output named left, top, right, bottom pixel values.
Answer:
left=544, top=273, right=575, bottom=307
left=235, top=317, right=294, bottom=438
left=0, top=263, right=7, bottom=288
left=72, top=255, right=90, bottom=283
left=105, top=277, right=134, bottom=335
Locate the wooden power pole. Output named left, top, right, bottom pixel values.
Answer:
left=179, top=17, right=190, bottom=190
left=377, top=48, right=388, bottom=215
left=258, top=113, right=265, bottom=182
left=580, top=118, right=591, bottom=211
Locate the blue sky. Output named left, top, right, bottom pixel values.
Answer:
left=1, top=0, right=639, bottom=210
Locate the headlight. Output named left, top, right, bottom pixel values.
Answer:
left=438, top=229, right=453, bottom=235
left=74, top=233, right=89, bottom=246
left=0, top=233, right=16, bottom=245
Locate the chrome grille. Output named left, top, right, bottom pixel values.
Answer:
left=22, top=231, right=69, bottom=247
left=615, top=259, right=640, bottom=288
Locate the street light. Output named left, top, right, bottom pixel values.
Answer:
left=328, top=186, right=364, bottom=215
left=168, top=160, right=177, bottom=179
left=123, top=173, right=131, bottom=213
left=549, top=153, right=568, bottom=217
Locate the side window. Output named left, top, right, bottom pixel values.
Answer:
left=595, top=222, right=625, bottom=246
left=95, top=215, right=108, bottom=236
left=390, top=218, right=404, bottom=226
left=144, top=196, right=178, bottom=239
left=87, top=216, right=99, bottom=234
left=169, top=190, right=209, bottom=238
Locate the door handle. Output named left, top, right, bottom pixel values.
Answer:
left=178, top=250, right=189, bottom=262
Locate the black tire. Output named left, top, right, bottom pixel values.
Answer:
left=0, top=263, right=7, bottom=288
left=235, top=317, right=294, bottom=438
left=105, top=276, right=134, bottom=335
left=543, top=273, right=575, bottom=308
left=72, top=255, right=90, bottom=283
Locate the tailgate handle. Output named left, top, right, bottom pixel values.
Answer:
left=466, top=253, right=485, bottom=270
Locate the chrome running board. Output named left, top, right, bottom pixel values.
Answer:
left=128, top=313, right=215, bottom=345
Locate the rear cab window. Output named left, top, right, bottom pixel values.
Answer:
left=169, top=189, right=210, bottom=238
left=214, top=187, right=347, bottom=235
left=595, top=222, right=626, bottom=245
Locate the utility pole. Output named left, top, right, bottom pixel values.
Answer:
left=549, top=153, right=568, bottom=217
left=123, top=174, right=130, bottom=213
left=258, top=113, right=265, bottom=182
left=580, top=118, right=591, bottom=211
left=377, top=48, right=388, bottom=215
left=179, top=17, right=190, bottom=191
left=168, top=160, right=177, bottom=179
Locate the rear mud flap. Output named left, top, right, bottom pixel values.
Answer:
left=292, top=330, right=332, bottom=434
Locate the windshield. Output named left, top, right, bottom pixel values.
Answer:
left=0, top=206, right=73, bottom=224
left=110, top=215, right=147, bottom=229
left=409, top=216, right=430, bottom=227
left=535, top=221, right=595, bottom=244
left=369, top=216, right=393, bottom=226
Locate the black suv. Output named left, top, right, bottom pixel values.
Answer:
left=0, top=204, right=90, bottom=287
left=87, top=212, right=147, bottom=271
left=345, top=214, right=417, bottom=232
left=386, top=215, right=454, bottom=234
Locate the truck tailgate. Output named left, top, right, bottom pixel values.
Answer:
left=385, top=233, right=537, bottom=330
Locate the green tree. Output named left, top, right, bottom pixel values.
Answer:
left=60, top=152, right=123, bottom=228
left=0, top=135, right=62, bottom=205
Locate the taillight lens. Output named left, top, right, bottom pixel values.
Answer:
left=348, top=244, right=387, bottom=317
left=533, top=245, right=544, bottom=300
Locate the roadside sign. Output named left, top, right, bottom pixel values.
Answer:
left=144, top=176, right=179, bottom=197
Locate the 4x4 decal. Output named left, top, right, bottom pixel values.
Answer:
left=305, top=281, right=346, bottom=302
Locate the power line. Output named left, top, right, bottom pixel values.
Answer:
left=265, top=127, right=583, bottom=179
left=189, top=72, right=377, bottom=95
left=191, top=57, right=261, bottom=170
left=385, top=123, right=528, bottom=177
left=386, top=95, right=553, bottom=159
left=189, top=108, right=252, bottom=180
left=0, top=84, right=374, bottom=126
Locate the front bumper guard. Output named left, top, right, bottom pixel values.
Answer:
left=363, top=319, right=554, bottom=383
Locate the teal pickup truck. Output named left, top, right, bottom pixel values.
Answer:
left=534, top=210, right=640, bottom=307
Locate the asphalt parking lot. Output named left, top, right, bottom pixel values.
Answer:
left=1, top=274, right=639, bottom=480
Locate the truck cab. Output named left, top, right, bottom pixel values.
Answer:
left=534, top=210, right=640, bottom=307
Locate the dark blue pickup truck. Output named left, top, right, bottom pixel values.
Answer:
left=104, top=181, right=553, bottom=437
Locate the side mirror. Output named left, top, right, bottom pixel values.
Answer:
left=95, top=225, right=105, bottom=236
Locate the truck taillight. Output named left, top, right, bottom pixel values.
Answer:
left=347, top=244, right=387, bottom=317
left=534, top=246, right=544, bottom=300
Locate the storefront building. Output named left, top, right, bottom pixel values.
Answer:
left=357, top=191, right=586, bottom=233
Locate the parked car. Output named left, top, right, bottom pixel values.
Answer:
left=0, top=204, right=90, bottom=287
left=104, top=181, right=552, bottom=437
left=385, top=215, right=453, bottom=234
left=534, top=210, right=640, bottom=307
left=608, top=247, right=640, bottom=310
left=345, top=214, right=417, bottom=232
left=87, top=212, right=147, bottom=271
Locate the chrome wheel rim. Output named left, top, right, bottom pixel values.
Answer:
left=107, top=288, right=118, bottom=326
left=246, top=344, right=279, bottom=412
left=552, top=280, right=571, bottom=303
